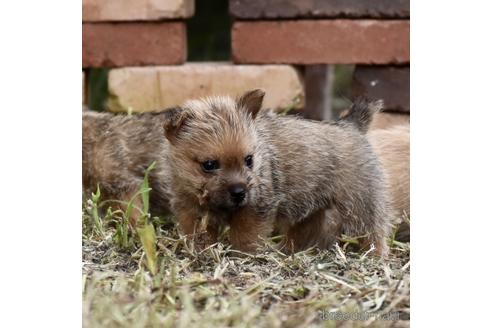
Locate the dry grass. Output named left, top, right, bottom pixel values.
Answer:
left=82, top=190, right=410, bottom=328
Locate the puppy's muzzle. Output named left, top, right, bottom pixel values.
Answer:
left=228, top=183, right=247, bottom=205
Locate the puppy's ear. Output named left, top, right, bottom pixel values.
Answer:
left=237, top=89, right=265, bottom=119
left=163, top=106, right=188, bottom=143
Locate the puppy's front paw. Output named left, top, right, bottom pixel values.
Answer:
left=195, top=231, right=218, bottom=251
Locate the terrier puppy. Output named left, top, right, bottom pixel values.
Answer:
left=163, top=90, right=393, bottom=255
left=368, top=125, right=410, bottom=241
left=83, top=110, right=172, bottom=226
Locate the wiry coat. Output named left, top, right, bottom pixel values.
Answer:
left=163, top=91, right=394, bottom=255
left=83, top=111, right=172, bottom=224
left=257, top=108, right=393, bottom=254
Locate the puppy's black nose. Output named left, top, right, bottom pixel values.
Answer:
left=228, top=184, right=246, bottom=203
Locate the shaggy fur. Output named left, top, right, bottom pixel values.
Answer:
left=337, top=98, right=383, bottom=134
left=82, top=92, right=395, bottom=255
left=368, top=125, right=410, bottom=241
left=163, top=90, right=394, bottom=255
left=82, top=111, right=172, bottom=226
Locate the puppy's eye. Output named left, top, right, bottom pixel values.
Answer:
left=245, top=155, right=253, bottom=169
left=201, top=160, right=220, bottom=172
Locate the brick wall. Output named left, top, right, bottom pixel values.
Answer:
left=83, top=0, right=409, bottom=129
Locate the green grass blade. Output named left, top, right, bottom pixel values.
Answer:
left=136, top=223, right=157, bottom=275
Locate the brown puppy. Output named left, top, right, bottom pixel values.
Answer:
left=368, top=125, right=410, bottom=241
left=163, top=90, right=394, bottom=255
left=83, top=110, right=172, bottom=226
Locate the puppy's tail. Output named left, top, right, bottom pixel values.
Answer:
left=337, top=99, right=383, bottom=134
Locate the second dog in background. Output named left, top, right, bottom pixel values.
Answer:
left=369, top=125, right=410, bottom=241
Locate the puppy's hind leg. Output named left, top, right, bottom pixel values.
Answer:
left=279, top=209, right=342, bottom=254
left=335, top=199, right=392, bottom=257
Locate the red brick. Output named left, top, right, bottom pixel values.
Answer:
left=352, top=66, right=410, bottom=112
left=82, top=22, right=186, bottom=68
left=232, top=20, right=409, bottom=64
left=230, top=0, right=409, bottom=19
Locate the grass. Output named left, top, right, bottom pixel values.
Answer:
left=82, top=181, right=410, bottom=327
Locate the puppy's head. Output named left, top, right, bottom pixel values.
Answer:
left=163, top=89, right=265, bottom=212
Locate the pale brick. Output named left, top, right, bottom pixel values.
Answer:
left=107, top=63, right=304, bottom=113
left=83, top=0, right=194, bottom=21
